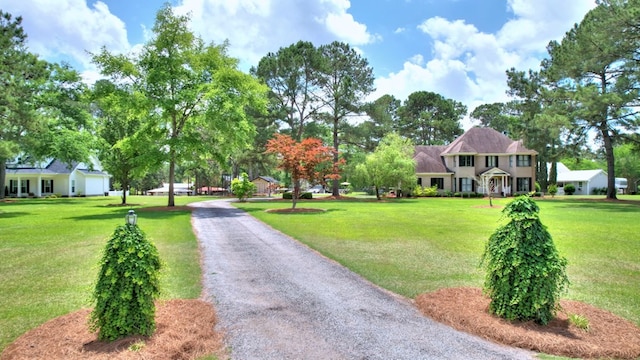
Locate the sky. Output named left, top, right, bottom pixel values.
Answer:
left=3, top=0, right=597, bottom=128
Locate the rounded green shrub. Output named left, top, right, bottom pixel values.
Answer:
left=481, top=195, right=569, bottom=325
left=231, top=172, right=257, bottom=201
left=90, top=224, right=162, bottom=341
left=548, top=184, right=558, bottom=197
left=564, top=183, right=576, bottom=195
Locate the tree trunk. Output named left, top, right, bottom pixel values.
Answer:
left=292, top=179, right=300, bottom=209
left=168, top=153, right=176, bottom=207
left=121, top=180, right=128, bottom=205
left=375, top=185, right=381, bottom=200
left=332, top=117, right=340, bottom=197
left=601, top=123, right=618, bottom=200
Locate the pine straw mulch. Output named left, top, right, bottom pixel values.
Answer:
left=416, top=287, right=640, bottom=360
left=0, top=299, right=225, bottom=360
left=2, top=289, right=640, bottom=359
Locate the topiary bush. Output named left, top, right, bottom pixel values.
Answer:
left=548, top=184, right=558, bottom=197
left=90, top=223, right=162, bottom=341
left=481, top=195, right=569, bottom=325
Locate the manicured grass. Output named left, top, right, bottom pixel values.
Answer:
left=0, top=195, right=212, bottom=352
left=234, top=195, right=640, bottom=327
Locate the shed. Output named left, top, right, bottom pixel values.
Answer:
left=252, top=176, right=280, bottom=196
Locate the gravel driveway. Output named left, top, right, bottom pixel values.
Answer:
left=191, top=199, right=533, bottom=360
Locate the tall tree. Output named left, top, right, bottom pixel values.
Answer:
left=470, top=102, right=517, bottom=134
left=506, top=69, right=578, bottom=190
left=252, top=41, right=323, bottom=141
left=93, top=5, right=267, bottom=206
left=355, top=94, right=401, bottom=152
left=353, top=133, right=416, bottom=200
left=265, top=134, right=338, bottom=209
left=92, top=79, right=160, bottom=205
left=397, top=91, right=465, bottom=146
left=544, top=0, right=640, bottom=199
left=1, top=12, right=94, bottom=199
left=317, top=41, right=375, bottom=197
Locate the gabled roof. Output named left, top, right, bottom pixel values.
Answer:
left=441, top=127, right=537, bottom=156
left=5, top=158, right=109, bottom=176
left=252, top=176, right=279, bottom=183
left=414, top=145, right=451, bottom=173
left=557, top=169, right=606, bottom=182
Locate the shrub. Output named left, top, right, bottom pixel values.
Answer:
left=535, top=182, right=541, bottom=192
left=423, top=185, right=438, bottom=197
left=481, top=195, right=569, bottom=325
left=90, top=224, right=162, bottom=341
left=413, top=186, right=424, bottom=197
left=564, top=183, right=576, bottom=195
left=282, top=191, right=312, bottom=200
left=548, top=184, right=558, bottom=197
left=231, top=173, right=257, bottom=201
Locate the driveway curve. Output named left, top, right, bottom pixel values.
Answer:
left=190, top=199, right=533, bottom=360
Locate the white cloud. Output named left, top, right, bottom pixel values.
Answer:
left=3, top=0, right=130, bottom=69
left=394, top=27, right=406, bottom=34
left=175, top=0, right=377, bottom=70
left=372, top=0, right=596, bottom=129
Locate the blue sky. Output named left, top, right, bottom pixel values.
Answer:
left=3, top=0, right=596, bottom=127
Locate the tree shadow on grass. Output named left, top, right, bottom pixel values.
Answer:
left=551, top=198, right=640, bottom=213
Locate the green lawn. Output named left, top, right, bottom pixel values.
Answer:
left=0, top=195, right=211, bottom=352
left=2, top=194, right=639, bottom=354
left=234, top=195, right=640, bottom=327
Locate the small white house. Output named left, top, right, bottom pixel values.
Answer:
left=4, top=157, right=110, bottom=197
left=556, top=169, right=608, bottom=195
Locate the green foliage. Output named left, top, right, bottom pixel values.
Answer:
left=356, top=132, right=416, bottom=200
left=283, top=191, right=312, bottom=200
left=548, top=184, right=558, bottom=197
left=564, top=184, right=576, bottom=195
left=90, top=224, right=162, bottom=341
left=568, top=313, right=590, bottom=331
left=230, top=173, right=257, bottom=201
left=423, top=185, right=438, bottom=197
left=481, top=196, right=568, bottom=325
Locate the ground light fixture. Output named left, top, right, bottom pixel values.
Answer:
left=126, top=209, right=137, bottom=225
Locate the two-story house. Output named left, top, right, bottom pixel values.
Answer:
left=414, top=127, right=537, bottom=196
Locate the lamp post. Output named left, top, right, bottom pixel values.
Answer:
left=126, top=209, right=137, bottom=226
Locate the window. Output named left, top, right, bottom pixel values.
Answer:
left=486, top=156, right=498, bottom=167
left=9, top=180, right=17, bottom=194
left=417, top=178, right=422, bottom=186
left=42, top=179, right=53, bottom=193
left=460, top=178, right=473, bottom=192
left=516, top=155, right=531, bottom=167
left=431, top=178, right=444, bottom=189
left=459, top=155, right=474, bottom=167
left=517, top=177, right=531, bottom=192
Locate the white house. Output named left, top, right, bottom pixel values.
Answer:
left=4, top=157, right=110, bottom=197
left=552, top=164, right=608, bottom=195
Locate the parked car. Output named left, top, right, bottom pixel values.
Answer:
left=308, top=185, right=325, bottom=193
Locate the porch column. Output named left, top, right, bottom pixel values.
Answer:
left=36, top=175, right=42, bottom=197
left=17, top=176, right=21, bottom=197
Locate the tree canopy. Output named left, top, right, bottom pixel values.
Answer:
left=92, top=5, right=268, bottom=206
left=353, top=133, right=416, bottom=200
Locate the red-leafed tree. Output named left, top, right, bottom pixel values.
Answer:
left=266, top=134, right=340, bottom=209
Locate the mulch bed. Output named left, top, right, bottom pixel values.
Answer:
left=0, top=299, right=225, bottom=360
left=416, top=287, right=640, bottom=359
left=265, top=207, right=326, bottom=213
